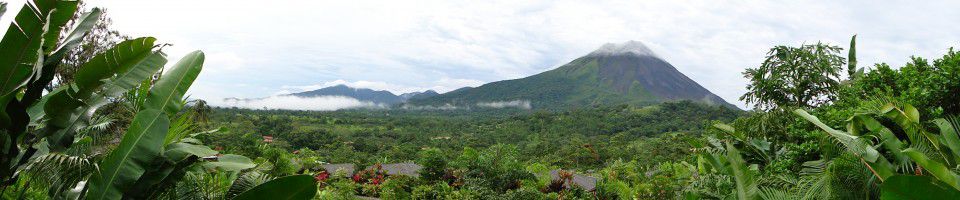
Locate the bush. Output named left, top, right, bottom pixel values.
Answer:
left=380, top=176, right=417, bottom=199
left=417, top=148, right=448, bottom=182
left=411, top=183, right=453, bottom=200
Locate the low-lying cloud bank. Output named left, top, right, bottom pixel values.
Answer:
left=216, top=96, right=532, bottom=111
left=476, top=100, right=532, bottom=109
left=220, top=95, right=386, bottom=111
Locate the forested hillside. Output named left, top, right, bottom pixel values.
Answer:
left=205, top=101, right=741, bottom=169
left=2, top=0, right=960, bottom=199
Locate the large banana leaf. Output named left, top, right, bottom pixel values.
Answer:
left=125, top=155, right=199, bottom=199
left=713, top=123, right=771, bottom=162
left=22, top=8, right=103, bottom=106
left=848, top=35, right=857, bottom=77
left=145, top=50, right=203, bottom=115
left=86, top=109, right=170, bottom=200
left=725, top=142, right=758, bottom=200
left=794, top=109, right=880, bottom=162
left=203, top=154, right=256, bottom=172
left=880, top=175, right=960, bottom=200
left=73, top=37, right=161, bottom=95
left=934, top=118, right=960, bottom=160
left=42, top=37, right=165, bottom=150
left=795, top=109, right=896, bottom=180
left=40, top=0, right=78, bottom=54
left=164, top=142, right=217, bottom=162
left=902, top=148, right=960, bottom=190
left=0, top=0, right=75, bottom=98
left=855, top=115, right=909, bottom=168
left=45, top=8, right=101, bottom=65
left=0, top=0, right=76, bottom=129
left=232, top=175, right=317, bottom=200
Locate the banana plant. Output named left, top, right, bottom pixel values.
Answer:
left=795, top=101, right=960, bottom=197
left=689, top=135, right=765, bottom=200
left=0, top=0, right=95, bottom=186
left=848, top=35, right=862, bottom=78
left=0, top=1, right=260, bottom=199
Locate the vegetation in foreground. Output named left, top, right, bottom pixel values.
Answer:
left=2, top=0, right=960, bottom=199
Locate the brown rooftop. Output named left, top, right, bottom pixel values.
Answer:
left=548, top=170, right=598, bottom=191
left=321, top=163, right=356, bottom=177
left=365, top=162, right=423, bottom=177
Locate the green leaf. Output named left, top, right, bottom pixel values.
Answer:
left=232, top=175, right=317, bottom=200
left=41, top=0, right=78, bottom=53
left=881, top=175, right=960, bottom=200
left=45, top=8, right=102, bottom=65
left=0, top=0, right=58, bottom=99
left=848, top=34, right=857, bottom=78
left=42, top=37, right=164, bottom=150
left=125, top=156, right=198, bottom=199
left=713, top=123, right=736, bottom=135
left=74, top=37, right=160, bottom=94
left=935, top=118, right=960, bottom=159
left=795, top=109, right=880, bottom=162
left=203, top=154, right=256, bottom=172
left=86, top=109, right=170, bottom=200
left=857, top=115, right=909, bottom=164
left=145, top=50, right=204, bottom=115
left=902, top=148, right=960, bottom=190
left=164, top=142, right=217, bottom=162
left=904, top=104, right=920, bottom=124
left=103, top=51, right=167, bottom=96
left=725, top=142, right=758, bottom=200
left=21, top=6, right=97, bottom=106
left=714, top=123, right=746, bottom=140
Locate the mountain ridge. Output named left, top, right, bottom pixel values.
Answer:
left=408, top=41, right=735, bottom=109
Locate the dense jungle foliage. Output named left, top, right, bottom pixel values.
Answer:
left=3, top=0, right=960, bottom=200
left=205, top=101, right=741, bottom=170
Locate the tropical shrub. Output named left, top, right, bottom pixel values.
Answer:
left=741, top=42, right=848, bottom=110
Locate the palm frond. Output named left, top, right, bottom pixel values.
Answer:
left=759, top=187, right=798, bottom=200
left=21, top=153, right=96, bottom=197
left=226, top=171, right=275, bottom=199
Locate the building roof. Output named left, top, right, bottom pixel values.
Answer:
left=366, top=162, right=422, bottom=177
left=549, top=170, right=598, bottom=191
left=321, top=163, right=356, bottom=177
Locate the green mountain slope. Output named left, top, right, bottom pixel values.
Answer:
left=409, top=41, right=735, bottom=109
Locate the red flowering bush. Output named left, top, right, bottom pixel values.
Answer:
left=353, top=163, right=388, bottom=185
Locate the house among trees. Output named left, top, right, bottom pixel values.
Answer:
left=321, top=163, right=356, bottom=177
left=366, top=162, right=423, bottom=177
left=262, top=135, right=274, bottom=143
left=549, top=170, right=598, bottom=191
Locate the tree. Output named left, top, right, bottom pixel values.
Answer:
left=417, top=148, right=448, bottom=182
left=55, top=3, right=127, bottom=87
left=740, top=42, right=846, bottom=110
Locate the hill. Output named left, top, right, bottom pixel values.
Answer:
left=290, top=85, right=404, bottom=104
left=408, top=41, right=735, bottom=109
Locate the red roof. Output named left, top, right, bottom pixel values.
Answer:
left=263, top=135, right=274, bottom=142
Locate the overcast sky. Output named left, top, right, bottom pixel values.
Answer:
left=2, top=0, right=958, bottom=109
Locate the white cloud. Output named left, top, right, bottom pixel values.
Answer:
left=219, top=96, right=385, bottom=111
left=477, top=100, right=532, bottom=110
left=281, top=78, right=485, bottom=95
left=2, top=0, right=958, bottom=109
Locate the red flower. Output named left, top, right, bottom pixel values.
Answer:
left=353, top=173, right=363, bottom=183
left=314, top=171, right=330, bottom=182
